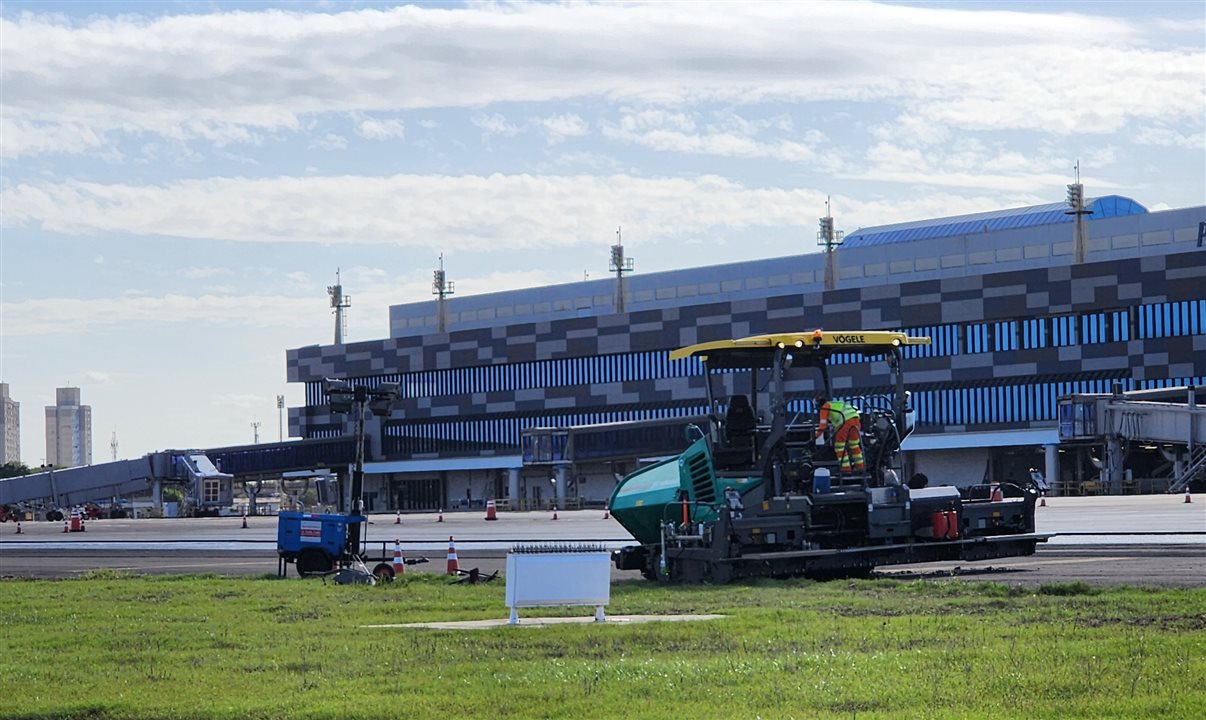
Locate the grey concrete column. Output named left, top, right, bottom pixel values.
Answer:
left=1044, top=445, right=1059, bottom=495
left=152, top=479, right=163, bottom=515
left=507, top=468, right=520, bottom=501
left=554, top=465, right=568, bottom=505
left=1104, top=437, right=1125, bottom=493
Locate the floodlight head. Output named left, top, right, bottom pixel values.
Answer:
left=368, top=382, right=400, bottom=417
left=325, top=378, right=355, bottom=414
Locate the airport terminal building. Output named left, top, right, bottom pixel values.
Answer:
left=286, top=195, right=1206, bottom=512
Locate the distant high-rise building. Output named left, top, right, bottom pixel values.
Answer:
left=0, top=383, right=19, bottom=464
left=45, top=387, right=91, bottom=468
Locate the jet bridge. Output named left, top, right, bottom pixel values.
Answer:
left=0, top=450, right=231, bottom=516
left=1059, top=385, right=1206, bottom=494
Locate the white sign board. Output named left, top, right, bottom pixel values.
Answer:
left=505, top=551, right=611, bottom=624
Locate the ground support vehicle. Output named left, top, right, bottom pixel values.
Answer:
left=609, top=330, right=1047, bottom=583
left=276, top=511, right=426, bottom=581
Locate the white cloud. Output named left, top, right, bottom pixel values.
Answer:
left=537, top=113, right=588, bottom=145
left=180, top=266, right=231, bottom=279
left=472, top=113, right=522, bottom=137
left=1132, top=126, right=1205, bottom=150
left=3, top=3, right=1198, bottom=157
left=419, top=119, right=439, bottom=129
left=356, top=117, right=405, bottom=141
left=285, top=271, right=310, bottom=284
left=551, top=150, right=623, bottom=172
left=1, top=171, right=1069, bottom=265
left=212, top=394, right=270, bottom=411
left=93, top=255, right=105, bottom=264
left=0, top=292, right=324, bottom=337
left=602, top=111, right=828, bottom=165
left=2, top=173, right=832, bottom=250
left=309, top=133, right=347, bottom=151
left=85, top=370, right=113, bottom=384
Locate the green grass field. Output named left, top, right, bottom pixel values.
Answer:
left=1, top=572, right=1203, bottom=719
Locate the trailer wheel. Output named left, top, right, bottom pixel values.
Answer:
left=295, top=549, right=333, bottom=577
left=48, top=510, right=64, bottom=522
left=372, top=563, right=396, bottom=582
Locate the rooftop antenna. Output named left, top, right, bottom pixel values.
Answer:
left=110, top=430, right=118, bottom=462
left=432, top=253, right=455, bottom=333
left=328, top=268, right=351, bottom=345
left=609, top=226, right=635, bottom=313
left=251, top=421, right=261, bottom=444
left=1065, top=160, right=1092, bottom=264
left=817, top=196, right=844, bottom=291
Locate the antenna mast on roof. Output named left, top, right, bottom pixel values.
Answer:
left=328, top=269, right=351, bottom=345
left=432, top=253, right=455, bottom=333
left=1065, top=160, right=1091, bottom=264
left=609, top=226, right=634, bottom=314
left=110, top=430, right=118, bottom=462
left=817, top=196, right=844, bottom=292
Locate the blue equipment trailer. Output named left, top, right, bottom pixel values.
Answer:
left=276, top=511, right=424, bottom=580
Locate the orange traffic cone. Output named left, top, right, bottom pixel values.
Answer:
left=603, top=503, right=610, bottom=520
left=241, top=514, right=248, bottom=529
left=990, top=484, right=1003, bottom=502
left=392, top=539, right=405, bottom=576
left=15, top=521, right=22, bottom=535
left=1185, top=488, right=1193, bottom=504
left=394, top=510, right=401, bottom=525
left=446, top=536, right=459, bottom=576
left=1039, top=492, right=1047, bottom=507
left=80, top=516, right=86, bottom=533
left=552, top=505, right=559, bottom=521
left=62, top=519, right=69, bottom=533
left=437, top=508, right=444, bottom=523
left=485, top=500, right=497, bottom=521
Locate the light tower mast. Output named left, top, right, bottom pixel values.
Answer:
left=110, top=430, right=118, bottom=462
left=328, top=269, right=351, bottom=345
left=1065, top=161, right=1092, bottom=264
left=432, top=253, right=455, bottom=333
left=609, top=226, right=635, bottom=314
left=818, top=197, right=844, bottom=292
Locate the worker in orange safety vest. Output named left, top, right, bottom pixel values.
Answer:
left=815, top=394, right=865, bottom=474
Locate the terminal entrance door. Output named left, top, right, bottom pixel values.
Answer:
left=393, top=477, right=443, bottom=511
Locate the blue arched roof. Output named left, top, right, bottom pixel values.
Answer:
left=842, top=195, right=1147, bottom=249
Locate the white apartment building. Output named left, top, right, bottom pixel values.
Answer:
left=45, top=387, right=91, bottom=468
left=0, top=383, right=19, bottom=464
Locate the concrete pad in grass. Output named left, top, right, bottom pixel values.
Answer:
left=365, top=614, right=725, bottom=629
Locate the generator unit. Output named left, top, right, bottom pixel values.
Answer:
left=277, top=511, right=368, bottom=576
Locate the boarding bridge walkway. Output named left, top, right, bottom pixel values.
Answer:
left=0, top=437, right=359, bottom=515
left=1059, top=386, right=1206, bottom=493
left=0, top=451, right=231, bottom=512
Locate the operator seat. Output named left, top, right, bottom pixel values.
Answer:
left=715, top=395, right=756, bottom=469
left=725, top=395, right=755, bottom=438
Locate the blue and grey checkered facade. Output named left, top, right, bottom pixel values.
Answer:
left=287, top=203, right=1206, bottom=480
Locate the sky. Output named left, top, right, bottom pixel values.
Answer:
left=1, top=0, right=1203, bottom=464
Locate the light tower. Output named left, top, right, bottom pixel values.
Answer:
left=817, top=197, right=844, bottom=291
left=609, top=226, right=634, bottom=313
left=110, top=430, right=118, bottom=462
left=251, top=421, right=261, bottom=444
left=432, top=253, right=455, bottom=333
left=276, top=395, right=285, bottom=442
left=1065, top=161, right=1092, bottom=264
left=328, top=269, right=351, bottom=345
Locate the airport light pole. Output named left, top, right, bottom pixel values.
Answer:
left=325, top=379, right=400, bottom=561
left=276, top=394, right=285, bottom=442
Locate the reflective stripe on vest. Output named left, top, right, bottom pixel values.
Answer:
left=826, top=400, right=857, bottom=426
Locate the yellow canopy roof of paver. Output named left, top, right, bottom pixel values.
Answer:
left=669, top=330, right=931, bottom=361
